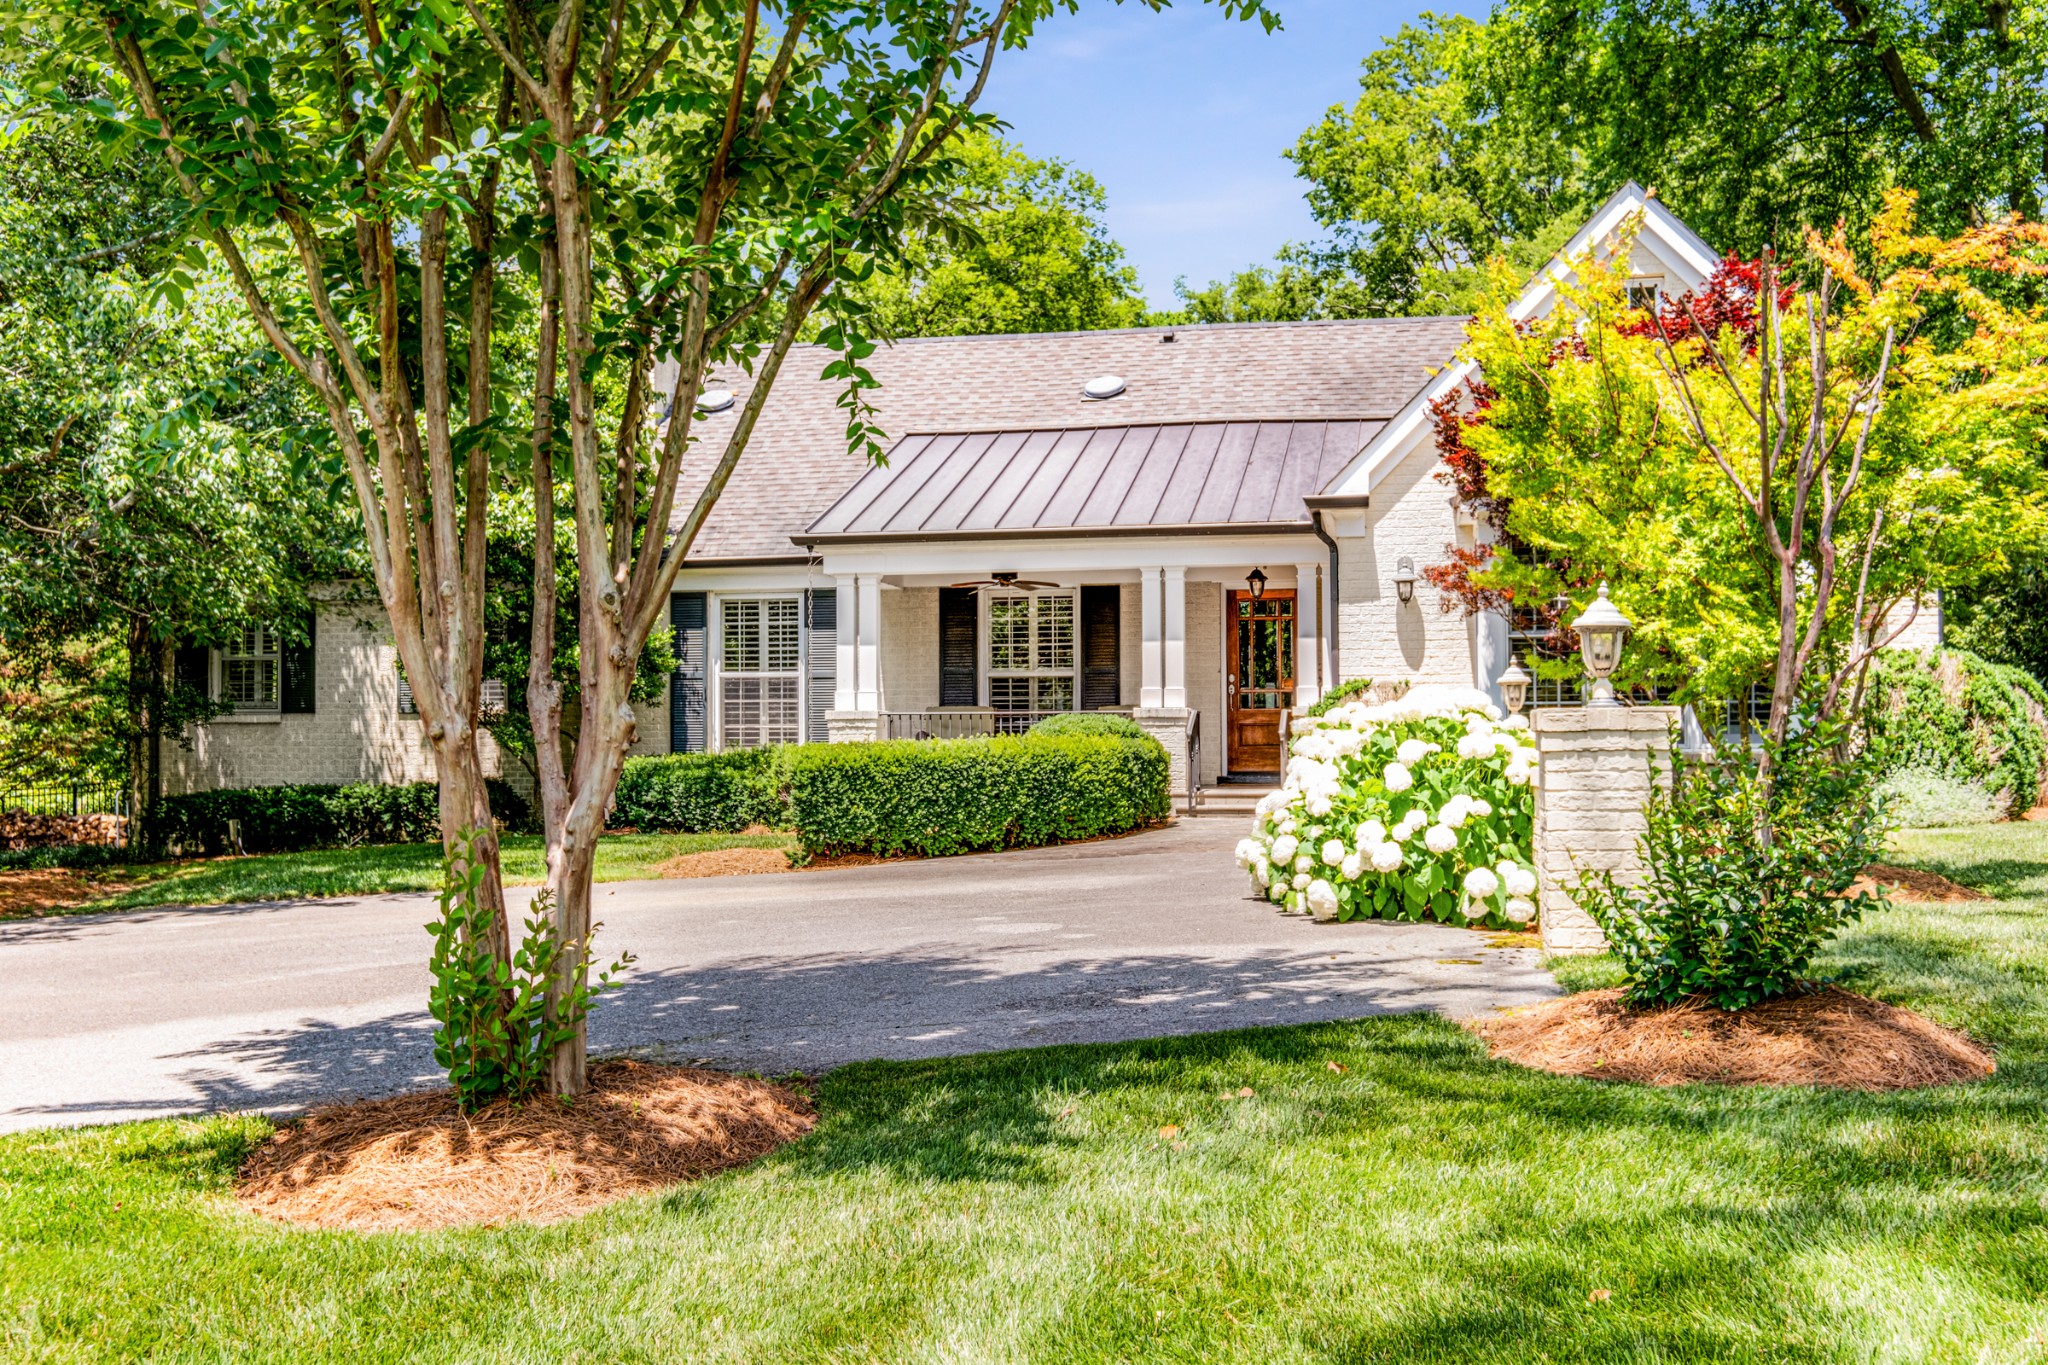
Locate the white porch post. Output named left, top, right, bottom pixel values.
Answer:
left=1294, top=561, right=1322, bottom=705
left=833, top=575, right=858, bottom=712
left=855, top=573, right=882, bottom=711
left=1163, top=566, right=1187, bottom=709
left=1140, top=565, right=1165, bottom=708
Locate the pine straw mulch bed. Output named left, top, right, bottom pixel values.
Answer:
left=1853, top=863, right=1992, bottom=903
left=653, top=846, right=893, bottom=878
left=238, top=1059, right=815, bottom=1232
left=1470, top=987, right=1994, bottom=1091
left=0, top=868, right=135, bottom=917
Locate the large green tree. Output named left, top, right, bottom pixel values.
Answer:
left=846, top=132, right=1148, bottom=337
left=0, top=119, right=351, bottom=815
left=6, top=0, right=1275, bottom=1099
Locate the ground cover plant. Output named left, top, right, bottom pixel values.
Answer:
left=1237, top=683, right=1538, bottom=927
left=2, top=822, right=2044, bottom=1362
left=0, top=830, right=794, bottom=917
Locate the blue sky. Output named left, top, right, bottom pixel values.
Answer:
left=983, top=0, right=1484, bottom=309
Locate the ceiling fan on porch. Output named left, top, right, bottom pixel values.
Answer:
left=947, top=571, right=1062, bottom=591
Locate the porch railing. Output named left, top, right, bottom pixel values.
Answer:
left=882, top=710, right=1068, bottom=740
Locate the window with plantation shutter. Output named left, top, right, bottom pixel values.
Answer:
left=720, top=597, right=801, bottom=749
left=987, top=592, right=1076, bottom=712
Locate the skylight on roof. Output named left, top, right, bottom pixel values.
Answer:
left=1082, top=374, right=1126, bottom=400
left=697, top=389, right=736, bottom=414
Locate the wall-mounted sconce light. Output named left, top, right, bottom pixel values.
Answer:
left=1393, top=556, right=1417, bottom=605
left=1245, top=567, right=1268, bottom=600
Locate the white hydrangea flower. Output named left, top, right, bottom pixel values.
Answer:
left=1397, top=737, right=1430, bottom=766
left=1504, top=765, right=1530, bottom=786
left=1306, top=879, right=1339, bottom=919
left=1235, top=838, right=1260, bottom=868
left=1292, top=873, right=1311, bottom=891
left=1268, top=881, right=1288, bottom=904
left=1306, top=794, right=1334, bottom=816
left=1253, top=861, right=1270, bottom=888
left=1356, top=818, right=1387, bottom=847
left=1439, top=794, right=1471, bottom=827
left=1504, top=866, right=1538, bottom=898
left=1321, top=839, right=1347, bottom=866
left=1270, top=834, right=1299, bottom=864
left=1424, top=823, right=1458, bottom=854
left=1370, top=842, right=1405, bottom=873
left=1461, top=896, right=1492, bottom=920
left=1471, top=798, right=1493, bottom=817
left=1340, top=853, right=1363, bottom=880
left=1277, top=817, right=1297, bottom=836
left=1294, top=854, right=1313, bottom=874
left=1463, top=867, right=1500, bottom=899
left=1383, top=762, right=1413, bottom=793
left=1504, top=897, right=1535, bottom=923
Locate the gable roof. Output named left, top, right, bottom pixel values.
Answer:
left=801, top=420, right=1378, bottom=543
left=669, top=316, right=1468, bottom=559
left=1319, top=182, right=1720, bottom=499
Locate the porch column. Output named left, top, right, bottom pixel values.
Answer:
left=1162, top=567, right=1187, bottom=709
left=1294, top=561, right=1322, bottom=705
left=855, top=573, right=882, bottom=711
left=1140, top=566, right=1164, bottom=708
left=833, top=575, right=858, bottom=712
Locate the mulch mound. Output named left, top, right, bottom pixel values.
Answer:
left=1854, top=863, right=1991, bottom=903
left=0, top=868, right=132, bottom=917
left=237, top=1059, right=814, bottom=1232
left=656, top=846, right=794, bottom=879
left=1471, top=987, right=1994, bottom=1091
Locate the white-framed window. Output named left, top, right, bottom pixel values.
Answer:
left=719, top=596, right=801, bottom=749
left=986, top=591, right=1076, bottom=713
left=218, top=624, right=280, bottom=711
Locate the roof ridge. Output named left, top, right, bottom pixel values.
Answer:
left=753, top=314, right=1473, bottom=352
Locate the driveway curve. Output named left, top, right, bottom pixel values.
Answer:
left=0, top=820, right=1558, bottom=1132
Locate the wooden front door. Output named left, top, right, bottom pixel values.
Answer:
left=1227, top=590, right=1295, bottom=774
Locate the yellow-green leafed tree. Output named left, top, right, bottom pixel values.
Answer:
left=1462, top=193, right=2048, bottom=773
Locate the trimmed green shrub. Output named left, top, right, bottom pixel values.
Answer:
left=1862, top=648, right=2048, bottom=817
left=1305, top=677, right=1372, bottom=718
left=1028, top=712, right=1147, bottom=740
left=787, top=734, right=1169, bottom=858
left=1579, top=720, right=1886, bottom=1010
left=611, top=747, right=794, bottom=832
left=1876, top=765, right=2004, bottom=828
left=145, top=779, right=532, bottom=856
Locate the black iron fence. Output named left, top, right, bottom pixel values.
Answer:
left=0, top=779, right=128, bottom=817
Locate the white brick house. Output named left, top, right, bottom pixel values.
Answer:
left=177, top=185, right=1904, bottom=797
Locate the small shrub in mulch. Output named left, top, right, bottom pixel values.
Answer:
left=1471, top=987, right=1994, bottom=1091
left=238, top=1059, right=814, bottom=1232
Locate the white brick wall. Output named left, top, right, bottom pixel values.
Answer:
left=166, top=597, right=496, bottom=793
left=880, top=586, right=939, bottom=715
left=1185, top=578, right=1223, bottom=784
left=1332, top=435, right=1475, bottom=690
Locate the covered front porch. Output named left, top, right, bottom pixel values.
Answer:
left=810, top=533, right=1334, bottom=794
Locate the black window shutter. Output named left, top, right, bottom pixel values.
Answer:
left=173, top=644, right=211, bottom=700
left=939, top=587, right=978, bottom=706
left=671, top=591, right=708, bottom=753
left=281, top=611, right=316, bottom=713
left=1081, top=585, right=1120, bottom=709
left=805, top=589, right=836, bottom=743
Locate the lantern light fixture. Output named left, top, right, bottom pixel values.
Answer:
left=1393, top=556, right=1417, bottom=605
left=1569, top=582, right=1633, bottom=707
left=1245, top=567, right=1268, bottom=600
left=1497, top=654, right=1532, bottom=716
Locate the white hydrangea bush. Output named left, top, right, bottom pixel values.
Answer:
left=1234, top=684, right=1542, bottom=928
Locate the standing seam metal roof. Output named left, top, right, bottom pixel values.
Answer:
left=804, top=419, right=1380, bottom=538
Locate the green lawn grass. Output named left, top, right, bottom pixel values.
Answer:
left=3, top=826, right=2046, bottom=1361
left=58, top=830, right=794, bottom=914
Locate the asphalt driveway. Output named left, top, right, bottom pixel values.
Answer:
left=0, top=820, right=1559, bottom=1132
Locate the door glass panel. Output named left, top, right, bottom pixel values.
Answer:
left=1232, top=594, right=1296, bottom=712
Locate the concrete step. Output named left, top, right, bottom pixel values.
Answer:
left=1188, top=786, right=1279, bottom=817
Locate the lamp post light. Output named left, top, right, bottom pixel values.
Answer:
left=1497, top=654, right=1532, bottom=716
left=1569, top=583, right=1632, bottom=707
left=1245, top=567, right=1268, bottom=600
left=1393, top=556, right=1417, bottom=605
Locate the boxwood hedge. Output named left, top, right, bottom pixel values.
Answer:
left=610, top=747, right=794, bottom=832
left=786, top=733, right=1170, bottom=858
left=146, top=778, right=533, bottom=856
left=1027, top=712, right=1147, bottom=740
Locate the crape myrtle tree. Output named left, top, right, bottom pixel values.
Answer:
left=1459, top=195, right=2048, bottom=808
left=8, top=0, right=1276, bottom=1096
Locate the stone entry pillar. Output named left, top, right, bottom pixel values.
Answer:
left=1134, top=707, right=1192, bottom=800
left=1532, top=707, right=1678, bottom=954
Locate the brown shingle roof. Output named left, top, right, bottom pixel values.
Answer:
left=668, top=316, right=1467, bottom=559
left=803, top=420, right=1379, bottom=540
